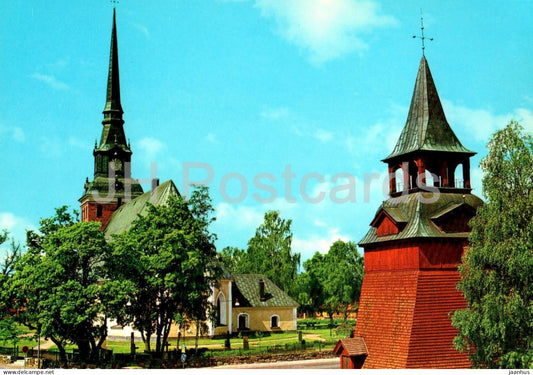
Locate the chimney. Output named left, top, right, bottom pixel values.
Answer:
left=259, top=279, right=265, bottom=301
left=151, top=178, right=160, bottom=191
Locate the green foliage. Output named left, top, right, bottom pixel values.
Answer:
left=109, top=186, right=219, bottom=355
left=218, top=246, right=245, bottom=275
left=9, top=207, right=128, bottom=365
left=335, top=321, right=355, bottom=338
left=231, top=211, right=300, bottom=295
left=0, top=230, right=24, bottom=348
left=452, top=121, right=533, bottom=369
left=300, top=240, right=364, bottom=319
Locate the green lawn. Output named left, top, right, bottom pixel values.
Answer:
left=3, top=321, right=348, bottom=358
left=104, top=328, right=343, bottom=354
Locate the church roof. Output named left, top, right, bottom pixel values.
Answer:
left=359, top=192, right=483, bottom=246
left=104, top=179, right=180, bottom=240
left=383, top=56, right=474, bottom=162
left=231, top=274, right=298, bottom=308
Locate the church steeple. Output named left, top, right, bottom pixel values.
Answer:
left=104, top=8, right=123, bottom=118
left=80, top=9, right=143, bottom=228
left=384, top=56, right=475, bottom=196
left=94, top=8, right=131, bottom=179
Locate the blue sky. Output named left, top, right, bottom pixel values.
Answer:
left=1, top=0, right=532, bottom=263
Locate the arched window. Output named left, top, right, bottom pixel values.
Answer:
left=237, top=313, right=249, bottom=330
left=394, top=168, right=404, bottom=192
left=216, top=292, right=226, bottom=326
left=424, top=168, right=439, bottom=187
left=454, top=164, right=464, bottom=188
left=270, top=315, right=280, bottom=329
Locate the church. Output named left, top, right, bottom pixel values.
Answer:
left=79, top=9, right=297, bottom=338
left=352, top=54, right=483, bottom=367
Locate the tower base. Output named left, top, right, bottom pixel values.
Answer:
left=354, top=269, right=470, bottom=368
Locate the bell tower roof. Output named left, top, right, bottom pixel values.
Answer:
left=383, top=56, right=474, bottom=163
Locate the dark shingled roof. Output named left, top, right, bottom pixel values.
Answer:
left=232, top=274, right=298, bottom=308
left=383, top=56, right=474, bottom=162
left=104, top=179, right=180, bottom=240
left=359, top=192, right=483, bottom=246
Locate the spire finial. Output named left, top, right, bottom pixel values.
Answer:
left=412, top=11, right=433, bottom=55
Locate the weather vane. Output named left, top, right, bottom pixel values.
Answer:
left=110, top=0, right=119, bottom=4
left=413, top=12, right=433, bottom=55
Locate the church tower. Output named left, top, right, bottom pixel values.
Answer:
left=354, top=56, right=483, bottom=368
left=79, top=9, right=143, bottom=228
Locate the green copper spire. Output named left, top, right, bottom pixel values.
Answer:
left=96, top=8, right=130, bottom=156
left=384, top=56, right=473, bottom=162
left=104, top=8, right=123, bottom=117
left=93, top=9, right=132, bottom=176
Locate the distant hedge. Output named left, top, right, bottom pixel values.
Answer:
left=297, top=318, right=356, bottom=330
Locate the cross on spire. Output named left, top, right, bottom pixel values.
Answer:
left=412, top=12, right=433, bottom=55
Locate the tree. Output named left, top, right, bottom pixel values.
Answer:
left=237, top=211, right=300, bottom=295
left=109, top=186, right=219, bottom=355
left=218, top=246, right=246, bottom=274
left=296, top=253, right=326, bottom=316
left=322, top=241, right=364, bottom=320
left=452, top=121, right=533, bottom=368
left=0, top=230, right=22, bottom=276
left=10, top=207, right=129, bottom=365
left=302, top=241, right=364, bottom=322
left=0, top=230, right=24, bottom=345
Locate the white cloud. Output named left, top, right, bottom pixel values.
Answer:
left=68, top=136, right=91, bottom=151
left=206, top=133, right=218, bottom=144
left=261, top=107, right=291, bottom=120
left=345, top=116, right=404, bottom=160
left=215, top=202, right=265, bottom=230
left=254, top=0, right=397, bottom=63
left=314, top=219, right=327, bottom=227
left=293, top=226, right=351, bottom=257
left=442, top=99, right=533, bottom=142
left=0, top=125, right=25, bottom=143
left=31, top=73, right=70, bottom=91
left=137, top=137, right=167, bottom=161
left=12, top=127, right=25, bottom=142
left=0, top=212, right=35, bottom=246
left=313, top=128, right=333, bottom=142
left=134, top=23, right=150, bottom=38
left=39, top=136, right=63, bottom=157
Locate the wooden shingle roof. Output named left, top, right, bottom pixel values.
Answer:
left=359, top=192, right=483, bottom=246
left=333, top=337, right=368, bottom=357
left=383, top=56, right=474, bottom=163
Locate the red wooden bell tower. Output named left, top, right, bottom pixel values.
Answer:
left=354, top=56, right=483, bottom=368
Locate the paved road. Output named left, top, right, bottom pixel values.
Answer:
left=213, top=357, right=339, bottom=369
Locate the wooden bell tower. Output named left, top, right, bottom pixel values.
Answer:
left=353, top=56, right=483, bottom=368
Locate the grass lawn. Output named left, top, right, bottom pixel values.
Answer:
left=103, top=328, right=343, bottom=354
left=4, top=320, right=349, bottom=359
left=0, top=325, right=47, bottom=351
